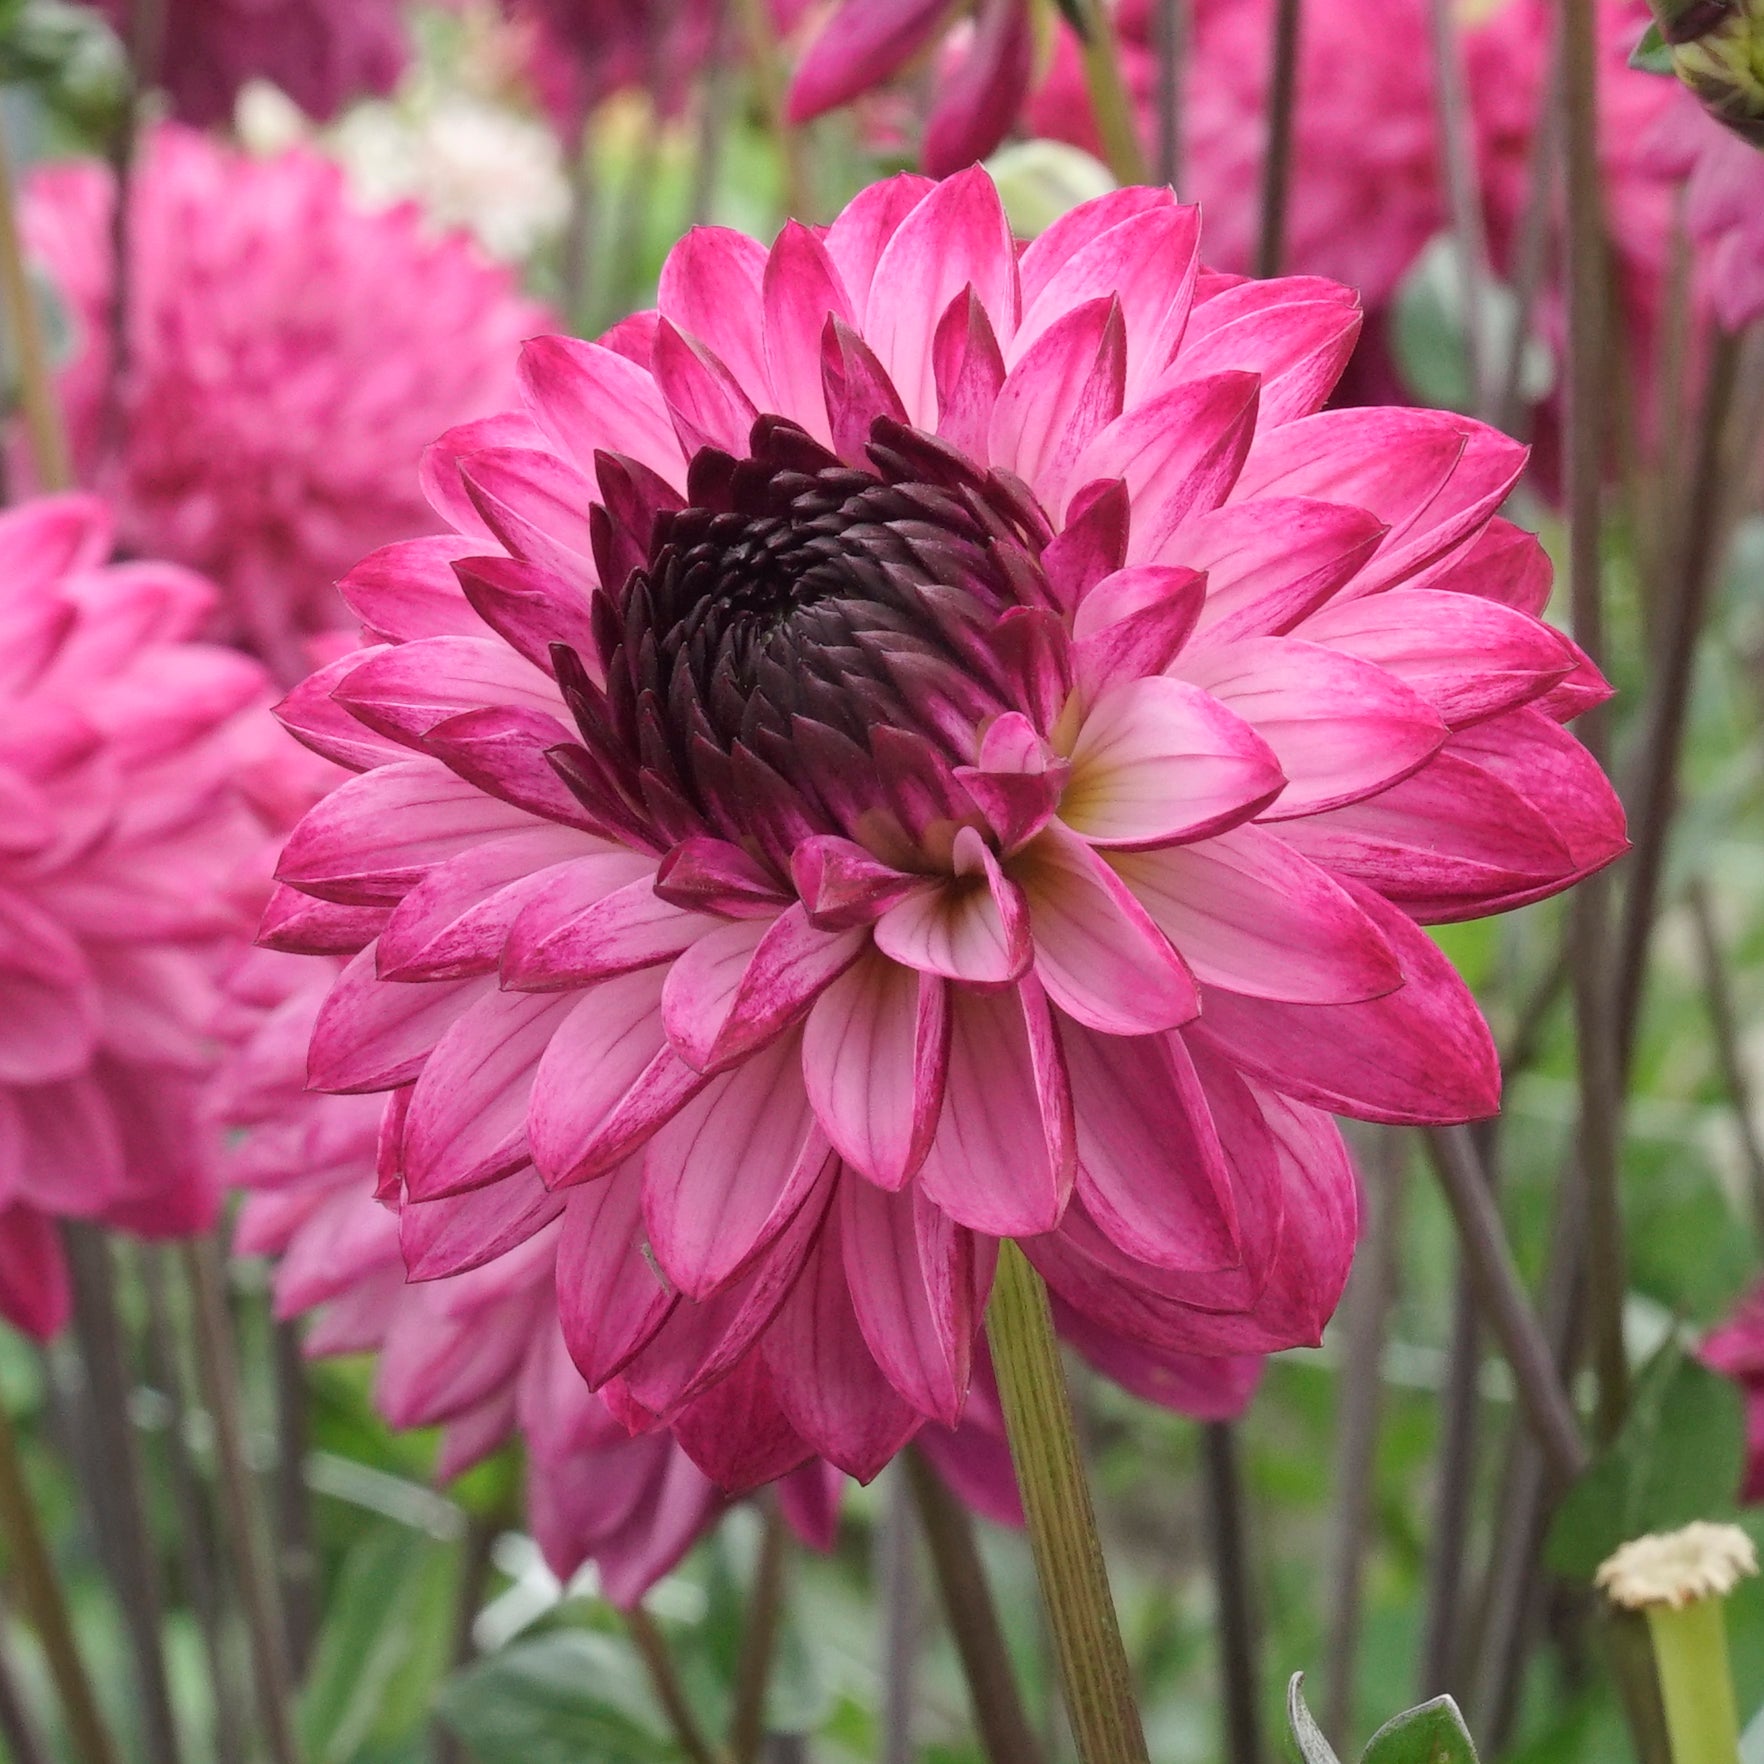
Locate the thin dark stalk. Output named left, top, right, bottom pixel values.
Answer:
left=0, top=1403, right=117, bottom=1764
left=1323, top=1134, right=1406, bottom=1747
left=1255, top=0, right=1302, bottom=278
left=1202, top=1423, right=1264, bottom=1764
left=690, top=1, right=737, bottom=224
left=1152, top=0, right=1185, bottom=188
left=180, top=1238, right=302, bottom=1764
left=1419, top=1268, right=1484, bottom=1700
left=1494, top=54, right=1560, bottom=436
left=878, top=1465, right=920, bottom=1764
left=1560, top=0, right=1628, bottom=1446
left=1613, top=330, right=1745, bottom=1068
left=62, top=1225, right=183, bottom=1764
left=1424, top=0, right=1493, bottom=412
left=137, top=1247, right=248, bottom=1764
left=1687, top=878, right=1764, bottom=1239
left=626, top=1606, right=726, bottom=1764
left=270, top=1321, right=316, bottom=1676
left=561, top=124, right=599, bottom=337
left=1424, top=1129, right=1587, bottom=1486
left=1500, top=946, right=1568, bottom=1076
left=434, top=1514, right=500, bottom=1764
left=904, top=1448, right=1047, bottom=1764
left=729, top=1498, right=790, bottom=1764
left=0, top=1597, right=51, bottom=1764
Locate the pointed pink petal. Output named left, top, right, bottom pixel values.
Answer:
left=517, top=335, right=686, bottom=490
left=652, top=318, right=761, bottom=458
left=502, top=868, right=712, bottom=990
left=922, top=0, right=1034, bottom=172
left=1175, top=279, right=1363, bottom=429
left=306, top=947, right=492, bottom=1092
left=763, top=222, right=854, bottom=442
left=786, top=0, right=953, bottom=119
left=555, top=1156, right=675, bottom=1386
left=459, top=446, right=597, bottom=589
left=421, top=412, right=547, bottom=538
left=873, top=828, right=1031, bottom=983
left=658, top=226, right=772, bottom=408
left=822, top=173, right=937, bottom=308
left=331, top=636, right=565, bottom=749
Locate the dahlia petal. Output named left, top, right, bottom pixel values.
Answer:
left=922, top=0, right=1034, bottom=172
left=555, top=1157, right=675, bottom=1387
left=1176, top=637, right=1448, bottom=818
left=276, top=646, right=409, bottom=772
left=840, top=1180, right=985, bottom=1427
left=803, top=949, right=948, bottom=1190
left=501, top=867, right=711, bottom=990
left=588, top=1447, right=725, bottom=1609
left=873, top=828, right=1031, bottom=984
left=0, top=1207, right=70, bottom=1341
left=1040, top=477, right=1130, bottom=611
left=338, top=537, right=483, bottom=643
left=644, top=1036, right=833, bottom=1299
left=1111, top=825, right=1402, bottom=1003
left=306, top=947, right=494, bottom=1093
left=1175, top=279, right=1363, bottom=428
left=821, top=172, right=936, bottom=308
left=421, top=705, right=600, bottom=829
left=916, top=978, right=1074, bottom=1237
left=777, top=1461, right=846, bottom=1552
left=331, top=636, right=565, bottom=749
left=653, top=319, right=762, bottom=458
left=762, top=1207, right=924, bottom=1479
left=1275, top=750, right=1578, bottom=921
left=1014, top=822, right=1199, bottom=1035
left=399, top=1171, right=564, bottom=1281
left=1425, top=516, right=1553, bottom=616
left=933, top=288, right=1006, bottom=462
left=257, top=885, right=388, bottom=958
left=661, top=908, right=867, bottom=1073
left=1294, top=588, right=1577, bottom=729
left=1193, top=881, right=1500, bottom=1124
left=791, top=835, right=923, bottom=930
left=657, top=226, right=773, bottom=410
left=1071, top=565, right=1206, bottom=696
left=1063, top=1021, right=1241, bottom=1274
left=1054, top=1302, right=1263, bottom=1421
left=915, top=1409, right=1022, bottom=1529
left=669, top=1354, right=815, bottom=1491
left=821, top=317, right=911, bottom=466
left=1061, top=675, right=1285, bottom=848
left=459, top=447, right=597, bottom=589
left=10, top=1076, right=123, bottom=1217
left=453, top=553, right=598, bottom=676
left=1013, top=200, right=1201, bottom=399
left=528, top=971, right=708, bottom=1187
left=402, top=990, right=577, bottom=1199
left=655, top=837, right=791, bottom=918
left=864, top=166, right=1020, bottom=427
left=420, top=412, right=548, bottom=540
left=277, top=759, right=539, bottom=907
left=763, top=222, right=855, bottom=443
left=1070, top=370, right=1261, bottom=561
left=516, top=336, right=686, bottom=490
left=0, top=895, right=98, bottom=1084
left=786, top=0, right=952, bottom=116
left=988, top=296, right=1125, bottom=512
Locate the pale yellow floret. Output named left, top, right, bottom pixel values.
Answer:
left=1595, top=1522, right=1760, bottom=1611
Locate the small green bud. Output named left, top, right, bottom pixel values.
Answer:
left=1646, top=0, right=1764, bottom=145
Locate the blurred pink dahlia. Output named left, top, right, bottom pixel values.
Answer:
left=1702, top=1286, right=1764, bottom=1503
left=212, top=947, right=1021, bottom=1584
left=269, top=171, right=1621, bottom=1483
left=85, top=0, right=407, bottom=126
left=1649, top=95, right=1764, bottom=333
left=21, top=125, right=552, bottom=681
left=0, top=494, right=274, bottom=1340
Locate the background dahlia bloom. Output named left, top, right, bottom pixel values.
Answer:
left=20, top=125, right=552, bottom=681
left=0, top=494, right=274, bottom=1339
left=1648, top=95, right=1764, bottom=333
left=270, top=170, right=1621, bottom=1485
left=85, top=0, right=408, bottom=126
left=1702, top=1287, right=1764, bottom=1503
left=212, top=947, right=1022, bottom=1588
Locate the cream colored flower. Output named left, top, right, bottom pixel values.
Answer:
left=1596, top=1522, right=1760, bottom=1610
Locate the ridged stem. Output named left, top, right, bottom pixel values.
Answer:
left=0, top=1401, right=117, bottom=1764
left=1069, top=0, right=1150, bottom=185
left=1255, top=0, right=1302, bottom=277
left=1647, top=1598, right=1741, bottom=1764
left=0, top=122, right=71, bottom=490
left=729, top=1497, right=790, bottom=1764
left=986, top=1241, right=1149, bottom=1764
left=626, top=1606, right=726, bottom=1764
left=1203, top=1421, right=1265, bottom=1764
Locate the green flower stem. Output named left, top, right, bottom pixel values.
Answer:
left=0, top=123, right=72, bottom=492
left=986, top=1241, right=1150, bottom=1764
left=1066, top=0, right=1151, bottom=185
left=1647, top=1599, right=1742, bottom=1764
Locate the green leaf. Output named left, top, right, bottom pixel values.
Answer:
left=1361, top=1697, right=1481, bottom=1764
left=1287, top=1673, right=1342, bottom=1764
left=1628, top=22, right=1677, bottom=72
left=298, top=1525, right=460, bottom=1764
left=1546, top=1340, right=1746, bottom=1580
left=433, top=1631, right=676, bottom=1764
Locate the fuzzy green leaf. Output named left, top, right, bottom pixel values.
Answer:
left=1361, top=1697, right=1481, bottom=1764
left=1287, top=1673, right=1342, bottom=1764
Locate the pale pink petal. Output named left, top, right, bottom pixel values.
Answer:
left=763, top=222, right=854, bottom=442
left=516, top=335, right=686, bottom=490
left=657, top=227, right=772, bottom=410
left=555, top=1156, right=675, bottom=1387
left=873, top=827, right=1031, bottom=983
left=306, top=948, right=492, bottom=1093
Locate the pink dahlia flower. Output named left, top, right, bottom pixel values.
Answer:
left=0, top=494, right=275, bottom=1340
left=85, top=0, right=407, bottom=127
left=213, top=947, right=1022, bottom=1586
left=1702, top=1286, right=1764, bottom=1503
left=1648, top=94, right=1764, bottom=333
left=788, top=0, right=1035, bottom=177
left=20, top=125, right=552, bottom=682
left=269, top=170, right=1621, bottom=1485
